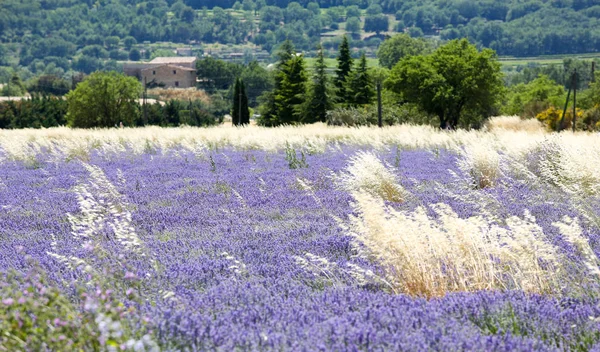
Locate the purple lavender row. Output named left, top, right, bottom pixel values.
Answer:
left=1, top=146, right=599, bottom=350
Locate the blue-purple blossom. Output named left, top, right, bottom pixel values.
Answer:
left=1, top=140, right=600, bottom=350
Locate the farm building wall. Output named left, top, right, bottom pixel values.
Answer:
left=141, top=65, right=196, bottom=88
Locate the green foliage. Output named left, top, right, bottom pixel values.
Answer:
left=123, top=36, right=137, bottom=50
left=364, top=14, right=389, bottom=34
left=197, top=56, right=244, bottom=91
left=275, top=54, right=307, bottom=124
left=27, top=75, right=70, bottom=96
left=285, top=142, right=308, bottom=169
left=326, top=103, right=429, bottom=127
left=0, top=94, right=68, bottom=129
left=2, top=0, right=600, bottom=66
left=582, top=72, right=600, bottom=109
left=346, top=53, right=374, bottom=106
left=72, top=55, right=103, bottom=74
left=335, top=36, right=353, bottom=104
left=503, top=75, right=565, bottom=118
left=66, top=71, right=141, bottom=128
left=386, top=39, right=504, bottom=129
left=128, top=48, right=141, bottom=61
left=239, top=60, right=274, bottom=107
left=0, top=268, right=156, bottom=351
left=580, top=106, right=600, bottom=131
left=104, top=36, right=120, bottom=50
left=232, top=78, right=250, bottom=125
left=377, top=33, right=432, bottom=69
left=258, top=41, right=308, bottom=126
left=345, top=17, right=361, bottom=33
left=303, top=44, right=332, bottom=123
left=1, top=73, right=26, bottom=96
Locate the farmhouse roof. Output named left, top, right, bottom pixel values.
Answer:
left=141, top=64, right=196, bottom=72
left=149, top=57, right=197, bottom=64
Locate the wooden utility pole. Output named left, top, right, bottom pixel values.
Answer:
left=377, top=82, right=382, bottom=128
left=572, top=69, right=577, bottom=132
left=592, top=61, right=596, bottom=84
left=143, top=76, right=148, bottom=125
left=559, top=72, right=573, bottom=132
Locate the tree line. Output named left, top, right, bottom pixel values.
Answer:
left=4, top=32, right=600, bottom=131
left=1, top=0, right=600, bottom=84
left=226, top=36, right=504, bottom=129
left=0, top=71, right=223, bottom=129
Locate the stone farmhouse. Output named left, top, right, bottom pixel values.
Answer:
left=123, top=57, right=197, bottom=88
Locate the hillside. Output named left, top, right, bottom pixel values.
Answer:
left=0, top=0, right=599, bottom=79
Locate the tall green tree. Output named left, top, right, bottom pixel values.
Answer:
left=377, top=33, right=432, bottom=69
left=232, top=77, right=250, bottom=126
left=258, top=40, right=307, bottom=126
left=346, top=53, right=374, bottom=106
left=240, top=60, right=273, bottom=107
left=258, top=40, right=294, bottom=126
left=503, top=74, right=565, bottom=117
left=335, top=35, right=353, bottom=104
left=386, top=39, right=503, bottom=129
left=274, top=53, right=307, bottom=125
left=364, top=14, right=389, bottom=34
left=66, top=71, right=141, bottom=128
left=196, top=57, right=243, bottom=91
left=303, top=44, right=332, bottom=123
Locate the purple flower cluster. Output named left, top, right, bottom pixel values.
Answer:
left=1, top=145, right=600, bottom=350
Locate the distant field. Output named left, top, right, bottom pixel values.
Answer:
left=499, top=53, right=600, bottom=68
left=305, top=54, right=599, bottom=71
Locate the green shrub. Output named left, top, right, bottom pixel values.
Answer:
left=0, top=268, right=158, bottom=351
left=326, top=104, right=429, bottom=126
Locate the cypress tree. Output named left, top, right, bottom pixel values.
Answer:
left=335, top=36, right=353, bottom=104
left=240, top=80, right=250, bottom=125
left=303, top=44, right=332, bottom=123
left=233, top=78, right=250, bottom=126
left=232, top=77, right=241, bottom=126
left=346, top=53, right=375, bottom=106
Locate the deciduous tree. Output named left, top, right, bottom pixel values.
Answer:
left=66, top=71, right=141, bottom=128
left=386, top=39, right=503, bottom=129
left=377, top=33, right=432, bottom=69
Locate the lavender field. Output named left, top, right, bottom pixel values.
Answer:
left=2, top=119, right=600, bottom=351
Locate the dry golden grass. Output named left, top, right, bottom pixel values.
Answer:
left=458, top=141, right=501, bottom=189
left=334, top=151, right=406, bottom=202
left=485, top=115, right=545, bottom=133
left=147, top=88, right=211, bottom=104
left=335, top=150, right=565, bottom=298
left=1, top=123, right=599, bottom=197
left=348, top=192, right=562, bottom=298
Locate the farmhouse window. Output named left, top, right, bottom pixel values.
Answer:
left=152, top=70, right=155, bottom=75
left=175, top=81, right=179, bottom=87
left=173, top=70, right=177, bottom=74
